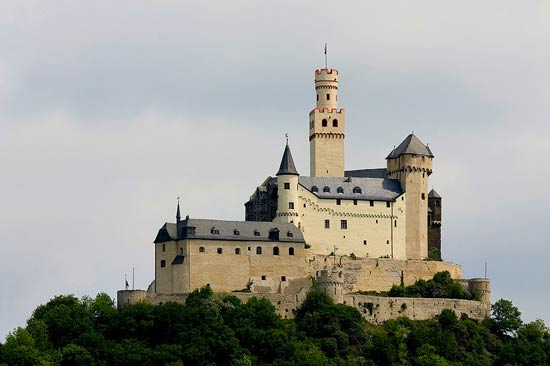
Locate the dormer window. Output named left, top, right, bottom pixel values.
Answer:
left=337, top=187, right=344, bottom=194
left=323, top=186, right=330, bottom=193
left=287, top=231, right=293, bottom=238
left=234, top=229, right=240, bottom=235
left=353, top=187, right=362, bottom=194
left=211, top=227, right=220, bottom=234
left=254, top=230, right=260, bottom=236
left=311, top=186, right=319, bottom=193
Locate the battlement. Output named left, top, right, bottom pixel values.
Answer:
left=315, top=68, right=339, bottom=76
left=309, top=107, right=345, bottom=115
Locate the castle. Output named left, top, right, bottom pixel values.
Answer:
left=118, top=66, right=490, bottom=322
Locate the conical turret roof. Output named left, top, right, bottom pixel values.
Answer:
left=428, top=189, right=441, bottom=199
left=276, top=144, right=299, bottom=176
left=386, top=134, right=434, bottom=159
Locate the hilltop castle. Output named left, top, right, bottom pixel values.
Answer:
left=118, top=66, right=490, bottom=322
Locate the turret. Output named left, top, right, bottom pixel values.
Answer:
left=315, top=267, right=344, bottom=304
left=275, top=143, right=301, bottom=229
left=386, top=134, right=433, bottom=259
left=309, top=68, right=345, bottom=177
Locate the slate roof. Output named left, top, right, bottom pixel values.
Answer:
left=345, top=168, right=387, bottom=179
left=386, top=134, right=434, bottom=159
left=154, top=219, right=305, bottom=243
left=428, top=189, right=441, bottom=199
left=276, top=144, right=299, bottom=176
left=299, top=176, right=403, bottom=201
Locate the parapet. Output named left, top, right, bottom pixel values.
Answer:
left=460, top=278, right=491, bottom=309
left=117, top=290, right=147, bottom=308
left=315, top=68, right=339, bottom=77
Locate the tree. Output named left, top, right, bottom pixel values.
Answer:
left=415, top=344, right=449, bottom=366
left=491, top=299, right=522, bottom=337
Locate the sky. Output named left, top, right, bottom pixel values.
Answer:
left=1, top=1, right=549, bottom=339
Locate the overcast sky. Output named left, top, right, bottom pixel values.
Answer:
left=1, top=1, right=549, bottom=339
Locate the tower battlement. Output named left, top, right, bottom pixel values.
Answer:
left=315, top=68, right=339, bottom=76
left=309, top=107, right=345, bottom=114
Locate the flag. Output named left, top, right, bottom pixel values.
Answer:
left=324, top=43, right=327, bottom=55
left=125, top=280, right=129, bottom=288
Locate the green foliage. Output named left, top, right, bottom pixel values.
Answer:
left=389, top=270, right=474, bottom=300
left=1, top=292, right=549, bottom=366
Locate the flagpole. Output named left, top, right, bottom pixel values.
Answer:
left=132, top=267, right=135, bottom=290
left=324, top=43, right=328, bottom=69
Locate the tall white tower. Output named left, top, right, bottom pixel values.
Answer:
left=309, top=68, right=346, bottom=177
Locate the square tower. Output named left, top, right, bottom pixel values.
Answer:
left=309, top=68, right=345, bottom=177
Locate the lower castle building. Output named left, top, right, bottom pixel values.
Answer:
left=118, top=65, right=490, bottom=321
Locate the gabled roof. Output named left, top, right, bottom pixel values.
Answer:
left=276, top=144, right=299, bottom=176
left=345, top=168, right=387, bottom=179
left=299, top=176, right=403, bottom=201
left=386, top=134, right=434, bottom=159
left=154, top=219, right=305, bottom=243
left=428, top=189, right=441, bottom=199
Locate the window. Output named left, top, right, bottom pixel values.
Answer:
left=324, top=219, right=330, bottom=229
left=363, top=240, right=367, bottom=245
left=303, top=203, right=306, bottom=208
left=256, top=246, right=262, bottom=255
left=160, top=260, right=166, bottom=268
left=370, top=200, right=374, bottom=207
left=436, top=200, right=440, bottom=208
left=199, top=246, right=205, bottom=253
left=289, top=247, right=295, bottom=256
left=261, top=275, right=266, bottom=280
left=337, top=187, right=344, bottom=194
left=421, top=193, right=426, bottom=200
left=353, top=199, right=357, bottom=205
left=289, top=202, right=294, bottom=209
left=254, top=230, right=260, bottom=236
left=341, top=220, right=348, bottom=229
left=376, top=219, right=378, bottom=224
left=316, top=94, right=319, bottom=101
left=248, top=246, right=251, bottom=251
left=287, top=231, right=293, bottom=238
left=211, top=227, right=220, bottom=234
left=326, top=93, right=330, bottom=100
left=323, top=186, right=330, bottom=193
left=386, top=240, right=390, bottom=244
left=217, top=248, right=223, bottom=254
left=332, top=119, right=338, bottom=127
left=273, top=247, right=280, bottom=255
left=234, top=229, right=240, bottom=235
left=162, top=244, right=166, bottom=252
left=281, top=276, right=286, bottom=282
left=235, top=248, right=241, bottom=255
left=353, top=187, right=362, bottom=194
left=284, top=182, right=290, bottom=190
left=394, top=220, right=397, bottom=227
left=336, top=199, right=341, bottom=205
left=311, top=186, right=319, bottom=193
left=386, top=202, right=391, bottom=208
left=322, top=119, right=328, bottom=127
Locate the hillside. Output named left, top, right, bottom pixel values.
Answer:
left=0, top=287, right=548, bottom=366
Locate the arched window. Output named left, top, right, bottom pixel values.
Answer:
left=199, top=246, right=205, bottom=253
left=353, top=186, right=362, bottom=194
left=289, top=247, right=295, bottom=256
left=323, top=186, right=330, bottom=193
left=322, top=119, right=328, bottom=127
left=337, top=187, right=344, bottom=194
left=256, top=246, right=262, bottom=255
left=235, top=248, right=241, bottom=255
left=333, top=119, right=338, bottom=127
left=311, top=186, right=319, bottom=193
left=273, top=247, right=280, bottom=255
left=217, top=248, right=223, bottom=254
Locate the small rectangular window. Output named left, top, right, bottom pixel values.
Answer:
left=162, top=244, right=166, bottom=252
left=353, top=199, right=357, bottom=205
left=316, top=94, right=319, bottom=101
left=261, top=275, right=266, bottom=280
left=386, top=240, right=390, bottom=244
left=421, top=193, right=426, bottom=200
left=324, top=219, right=330, bottom=229
left=386, top=202, right=391, bottom=208
left=281, top=276, right=286, bottom=282
left=370, top=200, right=374, bottom=207
left=436, top=200, right=440, bottom=208
left=254, top=230, right=260, bottom=236
left=363, top=240, right=367, bottom=245
left=326, top=93, right=330, bottom=100
left=341, top=220, right=347, bottom=230
left=336, top=199, right=341, bottom=205
left=289, top=202, right=294, bottom=209
left=160, top=260, right=166, bottom=268
left=394, top=220, right=397, bottom=227
left=284, top=182, right=290, bottom=190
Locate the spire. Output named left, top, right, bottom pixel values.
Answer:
left=176, top=197, right=181, bottom=223
left=276, top=142, right=299, bottom=176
